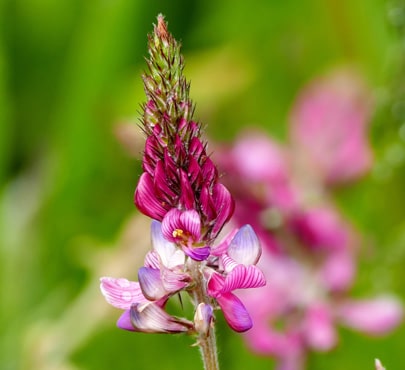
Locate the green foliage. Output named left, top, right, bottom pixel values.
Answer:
left=1, top=1, right=404, bottom=369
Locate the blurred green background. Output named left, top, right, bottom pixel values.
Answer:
left=1, top=0, right=405, bottom=369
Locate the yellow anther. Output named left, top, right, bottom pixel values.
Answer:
left=172, top=229, right=184, bottom=238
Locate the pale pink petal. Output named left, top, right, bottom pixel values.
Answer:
left=151, top=220, right=185, bottom=268
left=100, top=277, right=148, bottom=310
left=227, top=224, right=262, bottom=265
left=137, top=267, right=167, bottom=300
left=160, top=267, right=190, bottom=293
left=216, top=292, right=253, bottom=332
left=320, top=250, right=355, bottom=291
left=223, top=264, right=266, bottom=292
left=210, top=228, right=239, bottom=257
left=302, top=304, right=337, bottom=351
left=375, top=359, right=386, bottom=370
left=289, top=69, right=373, bottom=184
left=130, top=302, right=194, bottom=333
left=337, top=296, right=403, bottom=335
left=231, top=133, right=289, bottom=183
left=194, top=303, right=214, bottom=336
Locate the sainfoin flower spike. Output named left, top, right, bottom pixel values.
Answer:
left=100, top=15, right=265, bottom=370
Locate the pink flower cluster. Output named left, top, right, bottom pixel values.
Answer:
left=100, top=217, right=265, bottom=333
left=216, top=70, right=403, bottom=370
left=100, top=16, right=266, bottom=338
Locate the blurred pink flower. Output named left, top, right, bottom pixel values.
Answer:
left=215, top=69, right=402, bottom=370
left=289, top=69, right=374, bottom=185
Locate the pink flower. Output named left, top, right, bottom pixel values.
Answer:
left=215, top=69, right=402, bottom=369
left=289, top=69, right=373, bottom=184
left=100, top=220, right=266, bottom=334
left=207, top=226, right=266, bottom=332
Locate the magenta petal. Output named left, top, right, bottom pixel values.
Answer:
left=228, top=225, right=262, bottom=265
left=134, top=173, right=167, bottom=220
left=138, top=267, right=167, bottom=300
left=183, top=245, right=210, bottom=261
left=154, top=160, right=176, bottom=199
left=207, top=271, right=226, bottom=298
left=187, top=155, right=202, bottom=186
left=223, top=264, right=266, bottom=292
left=100, top=277, right=147, bottom=310
left=130, top=302, right=194, bottom=333
left=179, top=170, right=195, bottom=210
left=337, top=297, right=403, bottom=335
left=201, top=156, right=218, bottom=184
left=217, top=292, right=253, bottom=332
left=200, top=184, right=216, bottom=220
left=117, top=310, right=136, bottom=331
left=189, top=136, right=205, bottom=160
left=211, top=183, right=235, bottom=237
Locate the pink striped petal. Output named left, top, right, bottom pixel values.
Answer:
left=138, top=267, right=167, bottom=301
left=221, top=254, right=238, bottom=273
left=161, top=209, right=202, bottom=244
left=179, top=210, right=201, bottom=240
left=223, top=264, right=266, bottom=292
left=207, top=271, right=225, bottom=298
left=130, top=302, right=194, bottom=333
left=100, top=277, right=147, bottom=310
left=217, top=292, right=253, bottom=332
left=228, top=224, right=262, bottom=265
left=337, top=297, right=403, bottom=335
left=144, top=250, right=160, bottom=269
left=161, top=208, right=182, bottom=242
left=134, top=172, right=167, bottom=220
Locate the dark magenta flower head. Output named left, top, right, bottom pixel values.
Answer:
left=134, top=15, right=234, bottom=245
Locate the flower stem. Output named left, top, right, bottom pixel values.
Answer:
left=189, top=260, right=220, bottom=370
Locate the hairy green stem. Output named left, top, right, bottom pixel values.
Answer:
left=189, top=260, right=220, bottom=370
